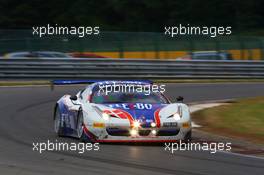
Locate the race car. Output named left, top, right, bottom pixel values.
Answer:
left=53, top=80, right=192, bottom=143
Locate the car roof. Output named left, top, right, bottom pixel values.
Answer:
left=86, top=80, right=153, bottom=94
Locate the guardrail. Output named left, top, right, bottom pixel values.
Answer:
left=0, top=58, right=264, bottom=80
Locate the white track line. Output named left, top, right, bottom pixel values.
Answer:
left=189, top=103, right=264, bottom=160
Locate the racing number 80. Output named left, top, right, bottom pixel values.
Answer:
left=136, top=103, right=152, bottom=109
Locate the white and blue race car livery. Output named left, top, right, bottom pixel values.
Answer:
left=53, top=80, right=192, bottom=142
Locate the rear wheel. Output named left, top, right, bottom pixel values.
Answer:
left=54, top=107, right=64, bottom=136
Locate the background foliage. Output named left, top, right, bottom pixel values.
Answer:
left=0, top=0, right=263, bottom=33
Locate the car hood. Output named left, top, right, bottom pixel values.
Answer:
left=102, top=103, right=167, bottom=122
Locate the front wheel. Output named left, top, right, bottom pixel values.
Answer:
left=183, top=130, right=192, bottom=142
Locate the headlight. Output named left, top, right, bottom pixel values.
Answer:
left=102, top=113, right=110, bottom=121
left=130, top=129, right=138, bottom=136
left=173, top=113, right=181, bottom=121
left=150, top=122, right=156, bottom=127
left=151, top=129, right=157, bottom=135
left=133, top=120, right=141, bottom=128
left=170, top=106, right=183, bottom=120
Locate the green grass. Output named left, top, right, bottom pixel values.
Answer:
left=192, top=97, right=264, bottom=143
left=0, top=81, right=50, bottom=86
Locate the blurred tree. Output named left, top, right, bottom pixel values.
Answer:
left=0, top=0, right=262, bottom=33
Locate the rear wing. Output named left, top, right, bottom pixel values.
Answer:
left=50, top=79, right=153, bottom=90
left=52, top=80, right=102, bottom=85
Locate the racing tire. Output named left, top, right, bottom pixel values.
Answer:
left=183, top=130, right=192, bottom=143
left=77, top=111, right=87, bottom=142
left=54, top=107, right=64, bottom=136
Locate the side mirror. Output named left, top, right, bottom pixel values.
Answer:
left=176, top=96, right=184, bottom=102
left=70, top=95, right=78, bottom=101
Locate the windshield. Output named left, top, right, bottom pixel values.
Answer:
left=91, top=91, right=169, bottom=104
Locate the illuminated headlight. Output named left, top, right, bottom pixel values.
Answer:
left=102, top=113, right=110, bottom=121
left=150, top=122, right=156, bottom=127
left=151, top=130, right=157, bottom=135
left=133, top=120, right=141, bottom=128
left=130, top=129, right=138, bottom=136
left=173, top=113, right=181, bottom=121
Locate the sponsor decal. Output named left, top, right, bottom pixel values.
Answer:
left=163, top=122, right=178, bottom=127
left=93, top=122, right=105, bottom=128
left=107, top=103, right=153, bottom=110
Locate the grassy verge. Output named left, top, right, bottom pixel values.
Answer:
left=0, top=81, right=50, bottom=86
left=192, top=97, right=264, bottom=144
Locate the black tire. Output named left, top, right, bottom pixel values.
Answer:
left=54, top=107, right=64, bottom=136
left=183, top=130, right=192, bottom=142
left=77, top=111, right=86, bottom=142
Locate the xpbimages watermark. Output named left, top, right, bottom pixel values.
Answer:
left=32, top=24, right=100, bottom=37
left=164, top=141, right=232, bottom=154
left=32, top=140, right=100, bottom=154
left=98, top=82, right=166, bottom=95
left=165, top=24, right=232, bottom=38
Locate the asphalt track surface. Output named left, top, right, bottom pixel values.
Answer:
left=0, top=83, right=264, bottom=175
